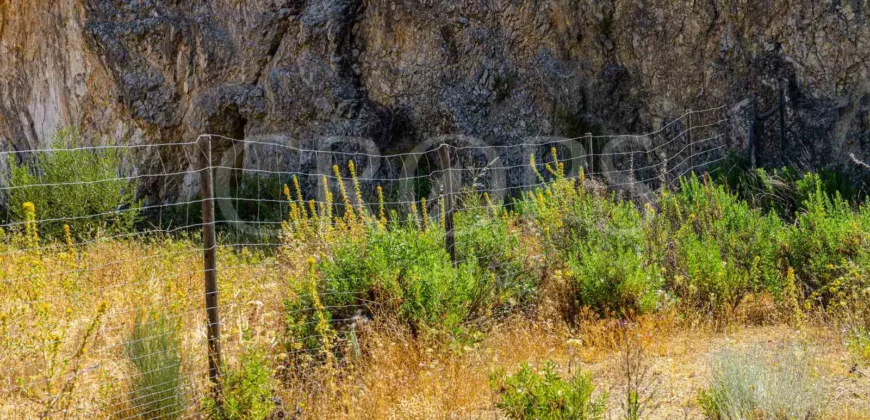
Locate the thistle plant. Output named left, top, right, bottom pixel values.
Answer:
left=282, top=256, right=338, bottom=373
left=544, top=147, right=565, bottom=179
left=783, top=267, right=804, bottom=324
left=440, top=195, right=447, bottom=228
left=293, top=174, right=307, bottom=219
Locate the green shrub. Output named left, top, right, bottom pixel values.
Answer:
left=787, top=174, right=867, bottom=297
left=278, top=154, right=870, bottom=347
left=490, top=361, right=607, bottom=420
left=699, top=345, right=825, bottom=420
left=161, top=172, right=290, bottom=242
left=320, top=223, right=483, bottom=334
left=125, top=312, right=185, bottom=420
left=4, top=127, right=141, bottom=240
left=278, top=163, right=509, bottom=343
left=570, top=244, right=662, bottom=315
left=204, top=350, right=275, bottom=420
left=672, top=232, right=748, bottom=310
left=455, top=190, right=539, bottom=310
left=518, top=166, right=662, bottom=314
left=217, top=173, right=290, bottom=244
left=655, top=176, right=786, bottom=309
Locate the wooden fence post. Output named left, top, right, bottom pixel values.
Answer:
left=198, top=135, right=223, bottom=405
left=438, top=145, right=456, bottom=266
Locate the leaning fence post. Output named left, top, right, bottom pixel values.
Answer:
left=198, top=135, right=223, bottom=405
left=438, top=144, right=456, bottom=266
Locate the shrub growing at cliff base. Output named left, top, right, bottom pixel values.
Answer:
left=4, top=127, right=141, bottom=240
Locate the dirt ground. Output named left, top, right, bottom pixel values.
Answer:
left=298, top=317, right=870, bottom=419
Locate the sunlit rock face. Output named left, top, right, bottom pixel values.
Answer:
left=1, top=0, right=869, bottom=199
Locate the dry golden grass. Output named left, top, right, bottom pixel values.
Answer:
left=285, top=309, right=870, bottom=419
left=1, top=236, right=869, bottom=419
left=0, top=236, right=291, bottom=418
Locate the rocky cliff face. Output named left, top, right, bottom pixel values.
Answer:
left=1, top=0, right=869, bottom=198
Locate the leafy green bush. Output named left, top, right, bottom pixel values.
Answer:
left=567, top=198, right=662, bottom=314
left=699, top=345, right=825, bottom=420
left=570, top=244, right=662, bottom=315
left=455, top=190, right=540, bottom=310
left=320, top=223, right=482, bottom=334
left=787, top=175, right=867, bottom=297
left=160, top=172, right=290, bottom=242
left=278, top=163, right=507, bottom=346
left=204, top=349, right=275, bottom=420
left=654, top=176, right=786, bottom=309
left=490, top=361, right=607, bottom=420
left=4, top=128, right=141, bottom=240
left=279, top=155, right=870, bottom=345
left=125, top=311, right=185, bottom=420
left=672, top=233, right=748, bottom=310
left=518, top=166, right=662, bottom=314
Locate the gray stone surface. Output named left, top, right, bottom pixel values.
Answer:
left=1, top=0, right=869, bottom=200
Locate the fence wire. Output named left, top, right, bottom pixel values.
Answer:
left=0, top=107, right=727, bottom=418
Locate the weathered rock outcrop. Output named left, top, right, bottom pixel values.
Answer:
left=2, top=0, right=869, bottom=198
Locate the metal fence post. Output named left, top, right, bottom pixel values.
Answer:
left=749, top=96, right=758, bottom=169
left=198, top=135, right=223, bottom=404
left=688, top=110, right=694, bottom=171
left=779, top=79, right=786, bottom=165
left=586, top=132, right=593, bottom=176
left=438, top=144, right=456, bottom=266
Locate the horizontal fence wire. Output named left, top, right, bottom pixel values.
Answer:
left=0, top=106, right=729, bottom=418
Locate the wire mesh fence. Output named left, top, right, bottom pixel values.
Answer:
left=0, top=107, right=726, bottom=418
